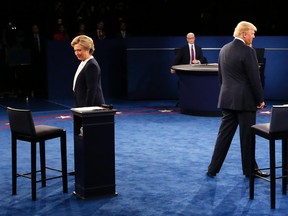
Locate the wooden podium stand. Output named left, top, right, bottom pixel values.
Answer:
left=71, top=107, right=117, bottom=199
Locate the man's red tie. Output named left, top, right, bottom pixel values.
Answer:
left=191, top=45, right=195, bottom=63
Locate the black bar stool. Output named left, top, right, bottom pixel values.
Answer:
left=7, top=107, right=68, bottom=201
left=250, top=105, right=288, bottom=209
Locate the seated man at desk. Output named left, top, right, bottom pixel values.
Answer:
left=170, top=32, right=207, bottom=74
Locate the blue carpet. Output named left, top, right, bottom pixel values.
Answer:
left=0, top=99, right=288, bottom=215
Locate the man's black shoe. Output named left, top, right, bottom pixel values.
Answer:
left=206, top=171, right=216, bottom=178
left=254, top=170, right=270, bottom=177
left=246, top=170, right=270, bottom=178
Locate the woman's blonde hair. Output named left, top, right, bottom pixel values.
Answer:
left=71, top=35, right=95, bottom=54
left=233, top=21, right=257, bottom=37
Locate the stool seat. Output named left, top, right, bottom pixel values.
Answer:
left=7, top=107, right=68, bottom=201
left=249, top=105, right=288, bottom=209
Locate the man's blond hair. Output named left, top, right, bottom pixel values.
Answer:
left=233, top=21, right=257, bottom=38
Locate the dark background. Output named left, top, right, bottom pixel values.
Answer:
left=1, top=1, right=286, bottom=100
left=1, top=0, right=287, bottom=38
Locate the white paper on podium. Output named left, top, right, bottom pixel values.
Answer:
left=71, top=106, right=106, bottom=113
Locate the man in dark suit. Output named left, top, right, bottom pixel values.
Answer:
left=94, top=20, right=106, bottom=40
left=115, top=21, right=129, bottom=39
left=170, top=32, right=207, bottom=74
left=29, top=23, right=47, bottom=98
left=71, top=35, right=105, bottom=107
left=207, top=21, right=269, bottom=178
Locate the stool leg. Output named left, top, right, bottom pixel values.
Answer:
left=39, top=141, right=46, bottom=187
left=270, top=139, right=276, bottom=209
left=282, top=139, right=287, bottom=194
left=12, top=136, right=17, bottom=195
left=31, top=141, right=37, bottom=201
left=249, top=132, right=255, bottom=200
left=61, top=132, right=68, bottom=193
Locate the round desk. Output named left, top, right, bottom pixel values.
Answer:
left=172, top=64, right=221, bottom=116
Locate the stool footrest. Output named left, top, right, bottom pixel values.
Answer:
left=16, top=166, right=65, bottom=181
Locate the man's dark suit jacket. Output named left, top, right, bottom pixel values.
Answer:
left=173, top=44, right=207, bottom=65
left=115, top=31, right=129, bottom=39
left=217, top=39, right=264, bottom=111
left=73, top=58, right=105, bottom=107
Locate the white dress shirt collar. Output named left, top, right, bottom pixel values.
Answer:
left=73, top=55, right=94, bottom=91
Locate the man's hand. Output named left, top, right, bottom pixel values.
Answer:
left=257, top=101, right=265, bottom=109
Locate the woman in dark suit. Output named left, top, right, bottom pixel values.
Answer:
left=71, top=35, right=105, bottom=107
left=170, top=32, right=207, bottom=74
left=207, top=21, right=268, bottom=178
left=69, top=35, right=105, bottom=176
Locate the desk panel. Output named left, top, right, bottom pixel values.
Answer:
left=172, top=64, right=221, bottom=116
